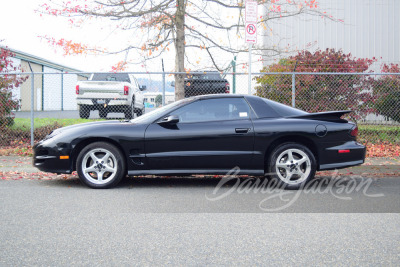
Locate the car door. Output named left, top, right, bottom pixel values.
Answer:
left=144, top=97, right=255, bottom=171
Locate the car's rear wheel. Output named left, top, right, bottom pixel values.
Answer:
left=79, top=105, right=90, bottom=119
left=267, top=143, right=316, bottom=190
left=76, top=142, right=126, bottom=189
left=99, top=108, right=108, bottom=118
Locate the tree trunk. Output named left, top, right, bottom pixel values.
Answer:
left=174, top=0, right=185, bottom=101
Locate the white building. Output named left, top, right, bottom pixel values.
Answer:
left=143, top=92, right=175, bottom=108
left=4, top=47, right=88, bottom=111
left=263, top=0, right=400, bottom=70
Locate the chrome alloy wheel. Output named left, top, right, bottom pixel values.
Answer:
left=81, top=148, right=118, bottom=185
left=275, top=148, right=311, bottom=185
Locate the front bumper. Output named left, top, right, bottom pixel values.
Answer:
left=318, top=141, right=366, bottom=171
left=33, top=141, right=73, bottom=174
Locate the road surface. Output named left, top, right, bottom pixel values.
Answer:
left=1, top=176, right=399, bottom=266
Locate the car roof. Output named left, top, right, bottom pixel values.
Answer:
left=187, top=94, right=248, bottom=101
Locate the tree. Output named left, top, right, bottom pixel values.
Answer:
left=155, top=94, right=162, bottom=107
left=0, top=47, right=25, bottom=126
left=373, top=64, right=400, bottom=123
left=38, top=0, right=334, bottom=100
left=254, top=49, right=376, bottom=119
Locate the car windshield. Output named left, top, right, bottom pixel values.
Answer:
left=131, top=98, right=192, bottom=124
left=186, top=73, right=221, bottom=80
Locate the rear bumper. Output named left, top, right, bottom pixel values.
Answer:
left=76, top=97, right=129, bottom=106
left=318, top=141, right=366, bottom=171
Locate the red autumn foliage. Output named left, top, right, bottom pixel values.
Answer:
left=0, top=47, right=27, bottom=126
left=255, top=49, right=377, bottom=120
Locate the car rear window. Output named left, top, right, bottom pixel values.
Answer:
left=91, top=73, right=131, bottom=82
left=264, top=99, right=308, bottom=117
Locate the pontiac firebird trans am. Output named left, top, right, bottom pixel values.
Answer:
left=33, top=94, right=366, bottom=189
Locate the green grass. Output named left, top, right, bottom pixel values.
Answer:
left=11, top=118, right=104, bottom=131
left=358, top=125, right=400, bottom=131
left=358, top=124, right=400, bottom=143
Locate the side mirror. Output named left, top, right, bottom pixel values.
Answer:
left=170, top=81, right=175, bottom=87
left=158, top=115, right=179, bottom=125
left=139, top=85, right=146, bottom=91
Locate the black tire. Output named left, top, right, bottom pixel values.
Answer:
left=99, top=108, right=108, bottom=119
left=136, top=106, right=144, bottom=117
left=124, top=101, right=134, bottom=120
left=267, top=142, right=316, bottom=190
left=79, top=105, right=90, bottom=119
left=76, top=142, right=126, bottom=189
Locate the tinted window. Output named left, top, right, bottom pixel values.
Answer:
left=264, top=99, right=308, bottom=117
left=186, top=72, right=221, bottom=80
left=91, top=73, right=131, bottom=82
left=171, top=98, right=250, bottom=123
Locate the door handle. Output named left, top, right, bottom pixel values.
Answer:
left=235, top=128, right=250, bottom=134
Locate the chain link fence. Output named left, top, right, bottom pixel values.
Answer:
left=1, top=71, right=399, bottom=150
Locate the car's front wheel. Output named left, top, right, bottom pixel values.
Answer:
left=267, top=143, right=316, bottom=190
left=124, top=101, right=134, bottom=120
left=135, top=105, right=145, bottom=117
left=76, top=142, right=126, bottom=189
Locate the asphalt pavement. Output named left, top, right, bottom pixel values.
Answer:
left=0, top=178, right=400, bottom=266
left=1, top=155, right=400, bottom=265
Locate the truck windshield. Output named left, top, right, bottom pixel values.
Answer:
left=91, top=73, right=131, bottom=82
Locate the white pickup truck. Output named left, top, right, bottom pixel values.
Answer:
left=76, top=73, right=146, bottom=119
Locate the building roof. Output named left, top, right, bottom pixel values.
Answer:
left=1, top=46, right=86, bottom=73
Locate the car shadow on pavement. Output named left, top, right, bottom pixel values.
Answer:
left=37, top=175, right=386, bottom=192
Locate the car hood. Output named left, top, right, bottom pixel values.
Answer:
left=46, top=120, right=131, bottom=139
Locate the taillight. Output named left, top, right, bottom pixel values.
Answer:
left=338, top=149, right=350, bottom=153
left=76, top=85, right=79, bottom=94
left=350, top=126, right=358, bottom=137
left=225, top=82, right=230, bottom=94
left=124, top=86, right=129, bottom=95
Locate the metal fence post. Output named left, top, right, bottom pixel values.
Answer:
left=30, top=72, right=34, bottom=147
left=291, top=73, right=296, bottom=107
left=162, top=59, right=165, bottom=106
left=232, top=56, right=236, bottom=94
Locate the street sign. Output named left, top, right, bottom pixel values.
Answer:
left=245, top=0, right=258, bottom=95
left=245, top=0, right=257, bottom=44
left=245, top=0, right=258, bottom=23
left=245, top=23, right=257, bottom=44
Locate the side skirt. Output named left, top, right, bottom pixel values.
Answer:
left=127, top=169, right=265, bottom=176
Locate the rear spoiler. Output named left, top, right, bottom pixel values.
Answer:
left=289, top=110, right=351, bottom=122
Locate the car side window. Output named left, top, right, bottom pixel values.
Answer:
left=171, top=98, right=251, bottom=123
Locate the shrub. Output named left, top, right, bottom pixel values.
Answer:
left=373, top=64, right=400, bottom=123
left=0, top=46, right=26, bottom=127
left=255, top=49, right=376, bottom=120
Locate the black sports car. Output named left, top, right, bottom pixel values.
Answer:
left=33, top=94, right=366, bottom=189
